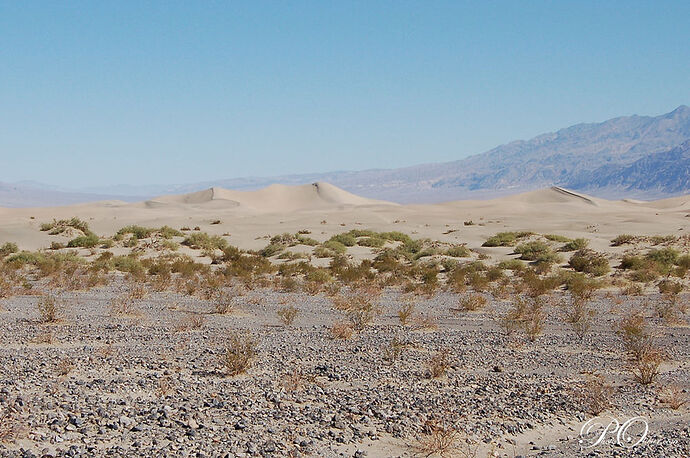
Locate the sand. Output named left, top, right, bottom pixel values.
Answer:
left=0, top=183, right=686, bottom=257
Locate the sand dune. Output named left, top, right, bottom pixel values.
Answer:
left=0, top=183, right=688, bottom=254
left=146, top=182, right=395, bottom=213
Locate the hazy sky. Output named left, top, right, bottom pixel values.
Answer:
left=1, top=1, right=689, bottom=187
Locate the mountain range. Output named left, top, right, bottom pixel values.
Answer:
left=2, top=105, right=689, bottom=207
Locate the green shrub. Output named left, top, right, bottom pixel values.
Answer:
left=328, top=233, right=356, bottom=247
left=497, top=259, right=525, bottom=271
left=40, top=217, right=91, bottom=235
left=0, top=242, right=18, bottom=258
left=514, top=241, right=551, bottom=261
left=296, top=234, right=319, bottom=246
left=183, top=232, right=228, bottom=251
left=544, top=234, right=572, bottom=242
left=357, top=237, right=386, bottom=248
left=322, top=240, right=347, bottom=254
left=445, top=246, right=470, bottom=258
left=67, top=233, right=100, bottom=248
left=159, top=225, right=184, bottom=238
left=116, top=225, right=155, bottom=239
left=611, top=234, right=636, bottom=246
left=561, top=238, right=589, bottom=252
left=645, top=247, right=679, bottom=267
left=259, top=243, right=284, bottom=257
left=569, top=249, right=610, bottom=276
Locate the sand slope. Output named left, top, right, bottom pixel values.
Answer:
left=0, top=183, right=687, bottom=254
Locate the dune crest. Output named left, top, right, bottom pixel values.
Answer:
left=145, top=182, right=397, bottom=213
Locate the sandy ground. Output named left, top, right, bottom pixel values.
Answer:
left=0, top=183, right=688, bottom=457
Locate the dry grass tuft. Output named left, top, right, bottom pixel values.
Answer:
left=658, top=384, right=687, bottom=410
left=37, top=295, right=60, bottom=323
left=277, top=305, right=299, bottom=326
left=427, top=348, right=451, bottom=378
left=413, top=418, right=459, bottom=457
left=221, top=332, right=258, bottom=376
left=330, top=321, right=354, bottom=339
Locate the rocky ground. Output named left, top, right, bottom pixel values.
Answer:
left=0, top=277, right=688, bottom=457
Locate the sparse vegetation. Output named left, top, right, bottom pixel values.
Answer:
left=222, top=332, right=258, bottom=376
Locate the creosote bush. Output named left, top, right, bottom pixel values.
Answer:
left=277, top=305, right=299, bottom=326
left=222, top=332, right=258, bottom=376
left=37, top=295, right=59, bottom=323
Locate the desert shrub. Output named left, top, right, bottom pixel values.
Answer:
left=40, top=217, right=90, bottom=235
left=676, top=254, right=690, bottom=268
left=277, top=305, right=299, bottom=326
left=514, top=241, right=552, bottom=261
left=322, top=240, right=347, bottom=255
left=645, top=247, right=679, bottom=267
left=357, top=236, right=386, bottom=248
left=111, top=255, right=145, bottom=276
left=296, top=234, right=319, bottom=246
left=330, top=321, right=354, bottom=339
left=445, top=245, right=470, bottom=257
left=175, top=313, right=205, bottom=331
left=182, top=232, right=228, bottom=251
left=563, top=273, right=602, bottom=302
left=37, top=295, right=59, bottom=323
left=501, top=297, right=545, bottom=342
left=483, top=231, right=532, bottom=247
left=544, top=234, right=572, bottom=242
left=561, top=238, right=589, bottom=252
left=213, top=292, right=234, bottom=314
left=658, top=279, right=683, bottom=296
left=611, top=234, right=637, bottom=246
left=380, top=231, right=413, bottom=244
left=649, top=235, right=677, bottom=245
left=413, top=418, right=460, bottom=457
left=569, top=249, right=610, bottom=276
left=116, top=225, right=155, bottom=239
left=397, top=301, right=415, bottom=325
left=333, top=292, right=379, bottom=331
left=519, top=269, right=559, bottom=297
left=328, top=233, right=356, bottom=247
left=658, top=384, right=688, bottom=410
left=466, top=271, right=490, bottom=292
left=259, top=243, right=284, bottom=257
left=222, top=332, right=258, bottom=376
left=497, top=259, right=525, bottom=271
left=615, top=313, right=666, bottom=385
left=159, top=226, right=183, bottom=238
left=67, top=233, right=100, bottom=248
left=427, top=348, right=451, bottom=378
left=566, top=300, right=596, bottom=340
left=573, top=373, right=614, bottom=415
left=457, top=294, right=487, bottom=312
left=0, top=242, right=18, bottom=258
left=619, top=255, right=647, bottom=270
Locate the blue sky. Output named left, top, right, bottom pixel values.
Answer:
left=1, top=1, right=689, bottom=187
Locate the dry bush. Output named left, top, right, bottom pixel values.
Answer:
left=156, top=376, right=175, bottom=398
left=333, top=292, right=379, bottom=331
left=631, top=347, right=665, bottom=385
left=330, top=321, right=354, bottom=339
left=128, top=283, right=148, bottom=300
left=573, top=373, right=614, bottom=415
left=427, top=348, right=451, bottom=378
left=456, top=294, right=487, bottom=312
left=56, top=358, right=75, bottom=376
left=280, top=368, right=314, bottom=393
left=615, top=313, right=666, bottom=385
left=658, top=384, right=687, bottom=410
left=0, top=405, right=25, bottom=444
left=30, top=331, right=54, bottom=344
left=277, top=305, right=299, bottom=326
left=622, top=282, right=644, bottom=296
left=397, top=300, right=415, bottom=326
left=654, top=295, right=687, bottom=325
left=221, top=332, right=258, bottom=376
left=174, top=313, right=205, bottom=332
left=501, top=296, right=545, bottom=342
left=109, top=294, right=139, bottom=316
left=413, top=313, right=438, bottom=331
left=37, top=295, right=59, bottom=323
left=213, top=291, right=234, bottom=314
left=566, top=300, right=596, bottom=341
left=413, top=418, right=459, bottom=457
left=382, top=337, right=407, bottom=364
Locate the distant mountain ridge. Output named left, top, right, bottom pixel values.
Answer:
left=2, top=105, right=689, bottom=207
